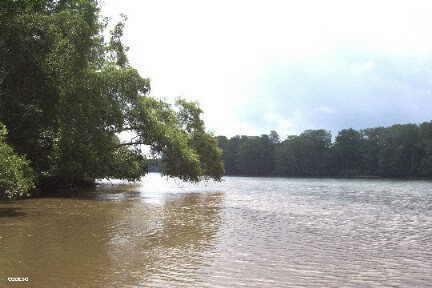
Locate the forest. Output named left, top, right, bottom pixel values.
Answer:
left=0, top=0, right=223, bottom=199
left=217, top=123, right=432, bottom=178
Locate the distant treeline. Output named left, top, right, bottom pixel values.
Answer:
left=216, top=122, right=432, bottom=178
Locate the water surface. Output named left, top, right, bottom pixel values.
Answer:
left=1, top=174, right=432, bottom=287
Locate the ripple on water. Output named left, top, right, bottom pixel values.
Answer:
left=0, top=174, right=431, bottom=287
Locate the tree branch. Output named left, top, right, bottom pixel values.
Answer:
left=115, top=141, right=143, bottom=148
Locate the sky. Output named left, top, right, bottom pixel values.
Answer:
left=102, top=0, right=432, bottom=138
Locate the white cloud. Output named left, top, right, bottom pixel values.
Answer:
left=350, top=60, right=376, bottom=75
left=101, top=0, right=432, bottom=136
left=315, top=106, right=336, bottom=115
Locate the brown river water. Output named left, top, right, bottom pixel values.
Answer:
left=1, top=173, right=432, bottom=287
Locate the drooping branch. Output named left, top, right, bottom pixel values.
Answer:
left=114, top=141, right=144, bottom=148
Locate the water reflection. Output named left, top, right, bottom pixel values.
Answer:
left=1, top=175, right=432, bottom=287
left=0, top=184, right=223, bottom=288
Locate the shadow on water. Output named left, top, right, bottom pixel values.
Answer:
left=28, top=182, right=145, bottom=201
left=0, top=207, right=26, bottom=217
left=0, top=184, right=224, bottom=288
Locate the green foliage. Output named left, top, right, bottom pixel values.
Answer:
left=175, top=99, right=224, bottom=180
left=217, top=134, right=274, bottom=176
left=333, top=129, right=364, bottom=176
left=108, top=146, right=147, bottom=181
left=218, top=122, right=432, bottom=178
left=0, top=123, right=35, bottom=199
left=216, top=135, right=240, bottom=175
left=273, top=130, right=332, bottom=176
left=419, top=122, right=432, bottom=176
left=0, top=0, right=223, bottom=192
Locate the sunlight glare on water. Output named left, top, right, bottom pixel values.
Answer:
left=1, top=173, right=432, bottom=287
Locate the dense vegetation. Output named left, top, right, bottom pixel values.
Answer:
left=0, top=123, right=35, bottom=199
left=217, top=122, right=432, bottom=178
left=0, top=0, right=223, bottom=198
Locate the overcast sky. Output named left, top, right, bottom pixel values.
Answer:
left=103, top=0, right=432, bottom=138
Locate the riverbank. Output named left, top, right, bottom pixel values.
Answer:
left=221, top=174, right=432, bottom=181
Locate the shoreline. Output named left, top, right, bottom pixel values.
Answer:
left=221, top=174, right=432, bottom=181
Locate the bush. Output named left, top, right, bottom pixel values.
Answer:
left=0, top=123, right=35, bottom=199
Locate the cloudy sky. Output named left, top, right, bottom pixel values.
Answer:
left=103, top=0, right=432, bottom=138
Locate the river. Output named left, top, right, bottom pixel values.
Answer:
left=1, top=173, right=432, bottom=287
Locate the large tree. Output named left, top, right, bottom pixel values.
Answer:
left=0, top=0, right=223, bottom=189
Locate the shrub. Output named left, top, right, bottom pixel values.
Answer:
left=0, top=123, right=35, bottom=199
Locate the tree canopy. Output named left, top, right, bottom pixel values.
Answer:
left=0, top=0, right=223, bottom=197
left=217, top=122, right=432, bottom=178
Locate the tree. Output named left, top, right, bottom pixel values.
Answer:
left=360, top=127, right=385, bottom=176
left=0, top=0, right=223, bottom=193
left=333, top=129, right=363, bottom=176
left=273, top=135, right=300, bottom=176
left=374, top=124, right=422, bottom=177
left=217, top=135, right=241, bottom=175
left=419, top=122, right=432, bottom=176
left=217, top=123, right=432, bottom=179
left=236, top=135, right=274, bottom=176
left=0, top=122, right=35, bottom=199
left=294, top=130, right=332, bottom=176
left=269, top=130, right=280, bottom=144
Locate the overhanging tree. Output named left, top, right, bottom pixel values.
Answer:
left=0, top=0, right=223, bottom=189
